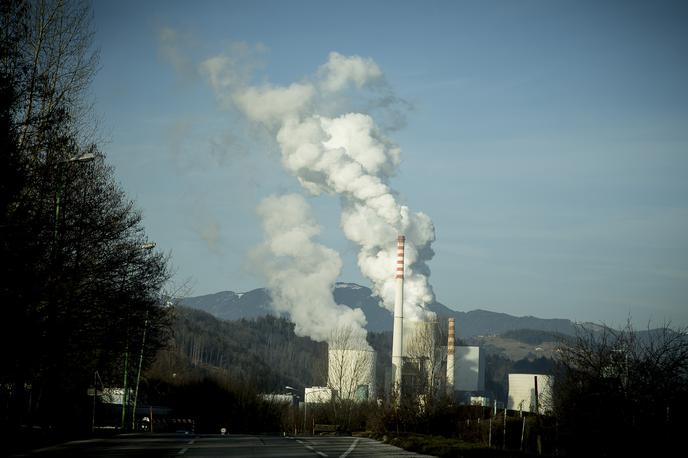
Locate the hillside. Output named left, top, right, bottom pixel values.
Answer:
left=147, top=307, right=327, bottom=393
left=179, top=282, right=579, bottom=337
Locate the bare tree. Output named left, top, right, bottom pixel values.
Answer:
left=0, top=0, right=170, bottom=434
left=326, top=326, right=376, bottom=430
left=327, top=325, right=374, bottom=401
left=3, top=0, right=99, bottom=154
left=405, top=318, right=446, bottom=402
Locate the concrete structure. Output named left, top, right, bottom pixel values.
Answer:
left=392, top=235, right=405, bottom=396
left=304, top=386, right=333, bottom=403
left=403, top=319, right=437, bottom=353
left=452, top=346, right=485, bottom=392
left=328, top=348, right=376, bottom=401
left=507, top=373, right=554, bottom=414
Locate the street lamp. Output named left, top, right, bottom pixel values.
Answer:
left=53, top=152, right=95, bottom=241
left=91, top=370, right=103, bottom=433
left=130, top=242, right=156, bottom=430
left=66, top=152, right=96, bottom=163
left=119, top=242, right=156, bottom=430
left=284, top=386, right=299, bottom=435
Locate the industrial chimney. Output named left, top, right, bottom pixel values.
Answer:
left=392, top=235, right=405, bottom=398
left=447, top=318, right=455, bottom=396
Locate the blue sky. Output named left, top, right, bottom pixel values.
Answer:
left=91, top=0, right=688, bottom=328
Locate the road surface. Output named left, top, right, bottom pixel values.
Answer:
left=10, top=433, right=436, bottom=457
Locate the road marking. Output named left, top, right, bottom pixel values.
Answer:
left=296, top=439, right=304, bottom=444
left=177, top=447, right=188, bottom=455
left=339, top=438, right=360, bottom=458
left=317, top=452, right=328, bottom=457
left=187, top=440, right=194, bottom=445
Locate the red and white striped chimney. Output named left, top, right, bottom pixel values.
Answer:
left=392, top=235, right=405, bottom=396
left=447, top=318, right=455, bottom=396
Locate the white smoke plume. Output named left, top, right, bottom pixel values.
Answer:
left=251, top=194, right=368, bottom=343
left=202, top=51, right=436, bottom=323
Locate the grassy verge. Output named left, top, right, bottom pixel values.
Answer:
left=367, top=432, right=539, bottom=458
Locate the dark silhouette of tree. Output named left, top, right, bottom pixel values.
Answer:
left=554, top=321, right=688, bottom=457
left=1, top=0, right=170, bottom=437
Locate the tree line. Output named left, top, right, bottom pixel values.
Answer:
left=1, top=0, right=169, bottom=440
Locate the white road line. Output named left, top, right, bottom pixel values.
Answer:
left=296, top=439, right=304, bottom=444
left=317, top=452, right=328, bottom=457
left=339, top=438, right=360, bottom=458
left=187, top=440, right=194, bottom=445
left=177, top=447, right=188, bottom=455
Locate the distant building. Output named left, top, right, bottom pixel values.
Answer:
left=507, top=373, right=553, bottom=414
left=260, top=393, right=295, bottom=405
left=304, top=386, right=333, bottom=403
left=453, top=346, right=485, bottom=392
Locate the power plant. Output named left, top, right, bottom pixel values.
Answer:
left=305, top=235, right=542, bottom=413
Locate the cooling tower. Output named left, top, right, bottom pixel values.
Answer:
left=328, top=348, right=377, bottom=401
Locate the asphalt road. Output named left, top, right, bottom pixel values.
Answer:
left=10, top=433, right=437, bottom=457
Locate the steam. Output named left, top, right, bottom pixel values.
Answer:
left=251, top=194, right=368, bottom=342
left=201, top=51, right=436, bottom=328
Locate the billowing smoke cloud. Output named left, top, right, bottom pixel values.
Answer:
left=251, top=194, right=368, bottom=343
left=201, top=51, right=436, bottom=324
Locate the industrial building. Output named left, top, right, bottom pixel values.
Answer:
left=327, top=348, right=377, bottom=401
left=453, top=346, right=485, bottom=392
left=304, top=386, right=333, bottom=403
left=507, top=373, right=553, bottom=414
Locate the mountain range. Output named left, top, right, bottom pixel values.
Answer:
left=179, top=282, right=579, bottom=338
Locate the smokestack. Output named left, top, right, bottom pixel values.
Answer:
left=392, top=235, right=405, bottom=397
left=447, top=318, right=455, bottom=396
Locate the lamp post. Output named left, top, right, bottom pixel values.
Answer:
left=119, top=242, right=156, bottom=430
left=91, top=370, right=103, bottom=433
left=129, top=242, right=156, bottom=431
left=285, top=386, right=299, bottom=435
left=303, top=387, right=330, bottom=435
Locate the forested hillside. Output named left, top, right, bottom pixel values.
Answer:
left=146, top=307, right=328, bottom=393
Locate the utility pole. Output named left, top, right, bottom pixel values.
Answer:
left=131, top=311, right=149, bottom=430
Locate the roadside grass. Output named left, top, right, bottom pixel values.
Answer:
left=368, top=432, right=540, bottom=458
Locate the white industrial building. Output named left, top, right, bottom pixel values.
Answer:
left=507, top=373, right=554, bottom=414
left=260, top=393, right=295, bottom=404
left=328, top=348, right=376, bottom=401
left=452, top=345, right=485, bottom=392
left=304, top=386, right=333, bottom=403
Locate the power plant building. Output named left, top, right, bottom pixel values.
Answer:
left=507, top=373, right=553, bottom=414
left=328, top=348, right=376, bottom=401
left=451, top=346, right=485, bottom=393
left=304, top=386, right=333, bottom=404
